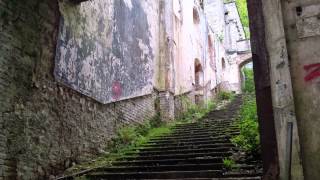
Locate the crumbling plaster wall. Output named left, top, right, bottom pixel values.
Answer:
left=55, top=0, right=160, bottom=104
left=0, top=0, right=159, bottom=179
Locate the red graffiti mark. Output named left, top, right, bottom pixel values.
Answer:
left=112, top=81, right=122, bottom=100
left=304, top=63, right=320, bottom=82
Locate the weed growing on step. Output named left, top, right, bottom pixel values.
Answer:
left=179, top=95, right=217, bottom=122
left=223, top=157, right=236, bottom=170
left=231, top=94, right=260, bottom=154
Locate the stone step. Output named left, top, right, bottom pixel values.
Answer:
left=173, top=124, right=237, bottom=130
left=151, top=132, right=238, bottom=141
left=145, top=139, right=231, bottom=147
left=148, top=136, right=230, bottom=144
left=139, top=178, right=261, bottom=180
left=171, top=128, right=239, bottom=134
left=93, top=163, right=225, bottom=173
left=147, top=138, right=231, bottom=146
left=113, top=157, right=223, bottom=166
left=126, top=147, right=232, bottom=156
left=149, top=133, right=239, bottom=143
left=87, top=170, right=223, bottom=179
left=119, top=151, right=233, bottom=161
left=137, top=143, right=234, bottom=152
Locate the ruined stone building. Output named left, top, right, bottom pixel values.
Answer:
left=0, top=0, right=250, bottom=179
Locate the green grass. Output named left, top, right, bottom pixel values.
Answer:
left=231, top=94, right=260, bottom=154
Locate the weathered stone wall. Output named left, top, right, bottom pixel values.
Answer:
left=0, top=0, right=158, bottom=179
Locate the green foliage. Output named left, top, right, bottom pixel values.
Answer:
left=223, top=0, right=250, bottom=38
left=231, top=95, right=260, bottom=153
left=218, top=91, right=235, bottom=101
left=235, top=0, right=250, bottom=38
left=223, top=157, right=236, bottom=169
left=242, top=67, right=255, bottom=93
left=179, top=95, right=216, bottom=122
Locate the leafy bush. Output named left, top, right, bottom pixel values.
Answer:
left=223, top=157, right=236, bottom=170
left=179, top=95, right=217, bottom=122
left=218, top=91, right=235, bottom=101
left=231, top=95, right=260, bottom=154
left=242, top=67, right=255, bottom=93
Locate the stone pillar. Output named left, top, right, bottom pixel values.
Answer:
left=159, top=91, right=175, bottom=121
left=157, top=0, right=175, bottom=121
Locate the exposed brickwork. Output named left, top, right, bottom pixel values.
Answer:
left=0, top=0, right=157, bottom=179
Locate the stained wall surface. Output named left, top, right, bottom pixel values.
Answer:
left=55, top=0, right=159, bottom=104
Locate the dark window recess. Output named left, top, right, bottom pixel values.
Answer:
left=296, top=6, right=302, bottom=16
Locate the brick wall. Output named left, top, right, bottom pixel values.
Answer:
left=0, top=0, right=157, bottom=179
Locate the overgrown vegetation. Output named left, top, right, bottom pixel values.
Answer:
left=242, top=67, right=255, bottom=93
left=235, top=0, right=249, bottom=38
left=223, top=157, right=237, bottom=170
left=218, top=91, right=235, bottom=101
left=231, top=67, right=259, bottom=154
left=178, top=95, right=217, bottom=122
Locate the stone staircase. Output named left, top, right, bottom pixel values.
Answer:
left=73, top=96, right=262, bottom=179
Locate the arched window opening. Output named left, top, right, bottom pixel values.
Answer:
left=194, top=59, right=203, bottom=90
